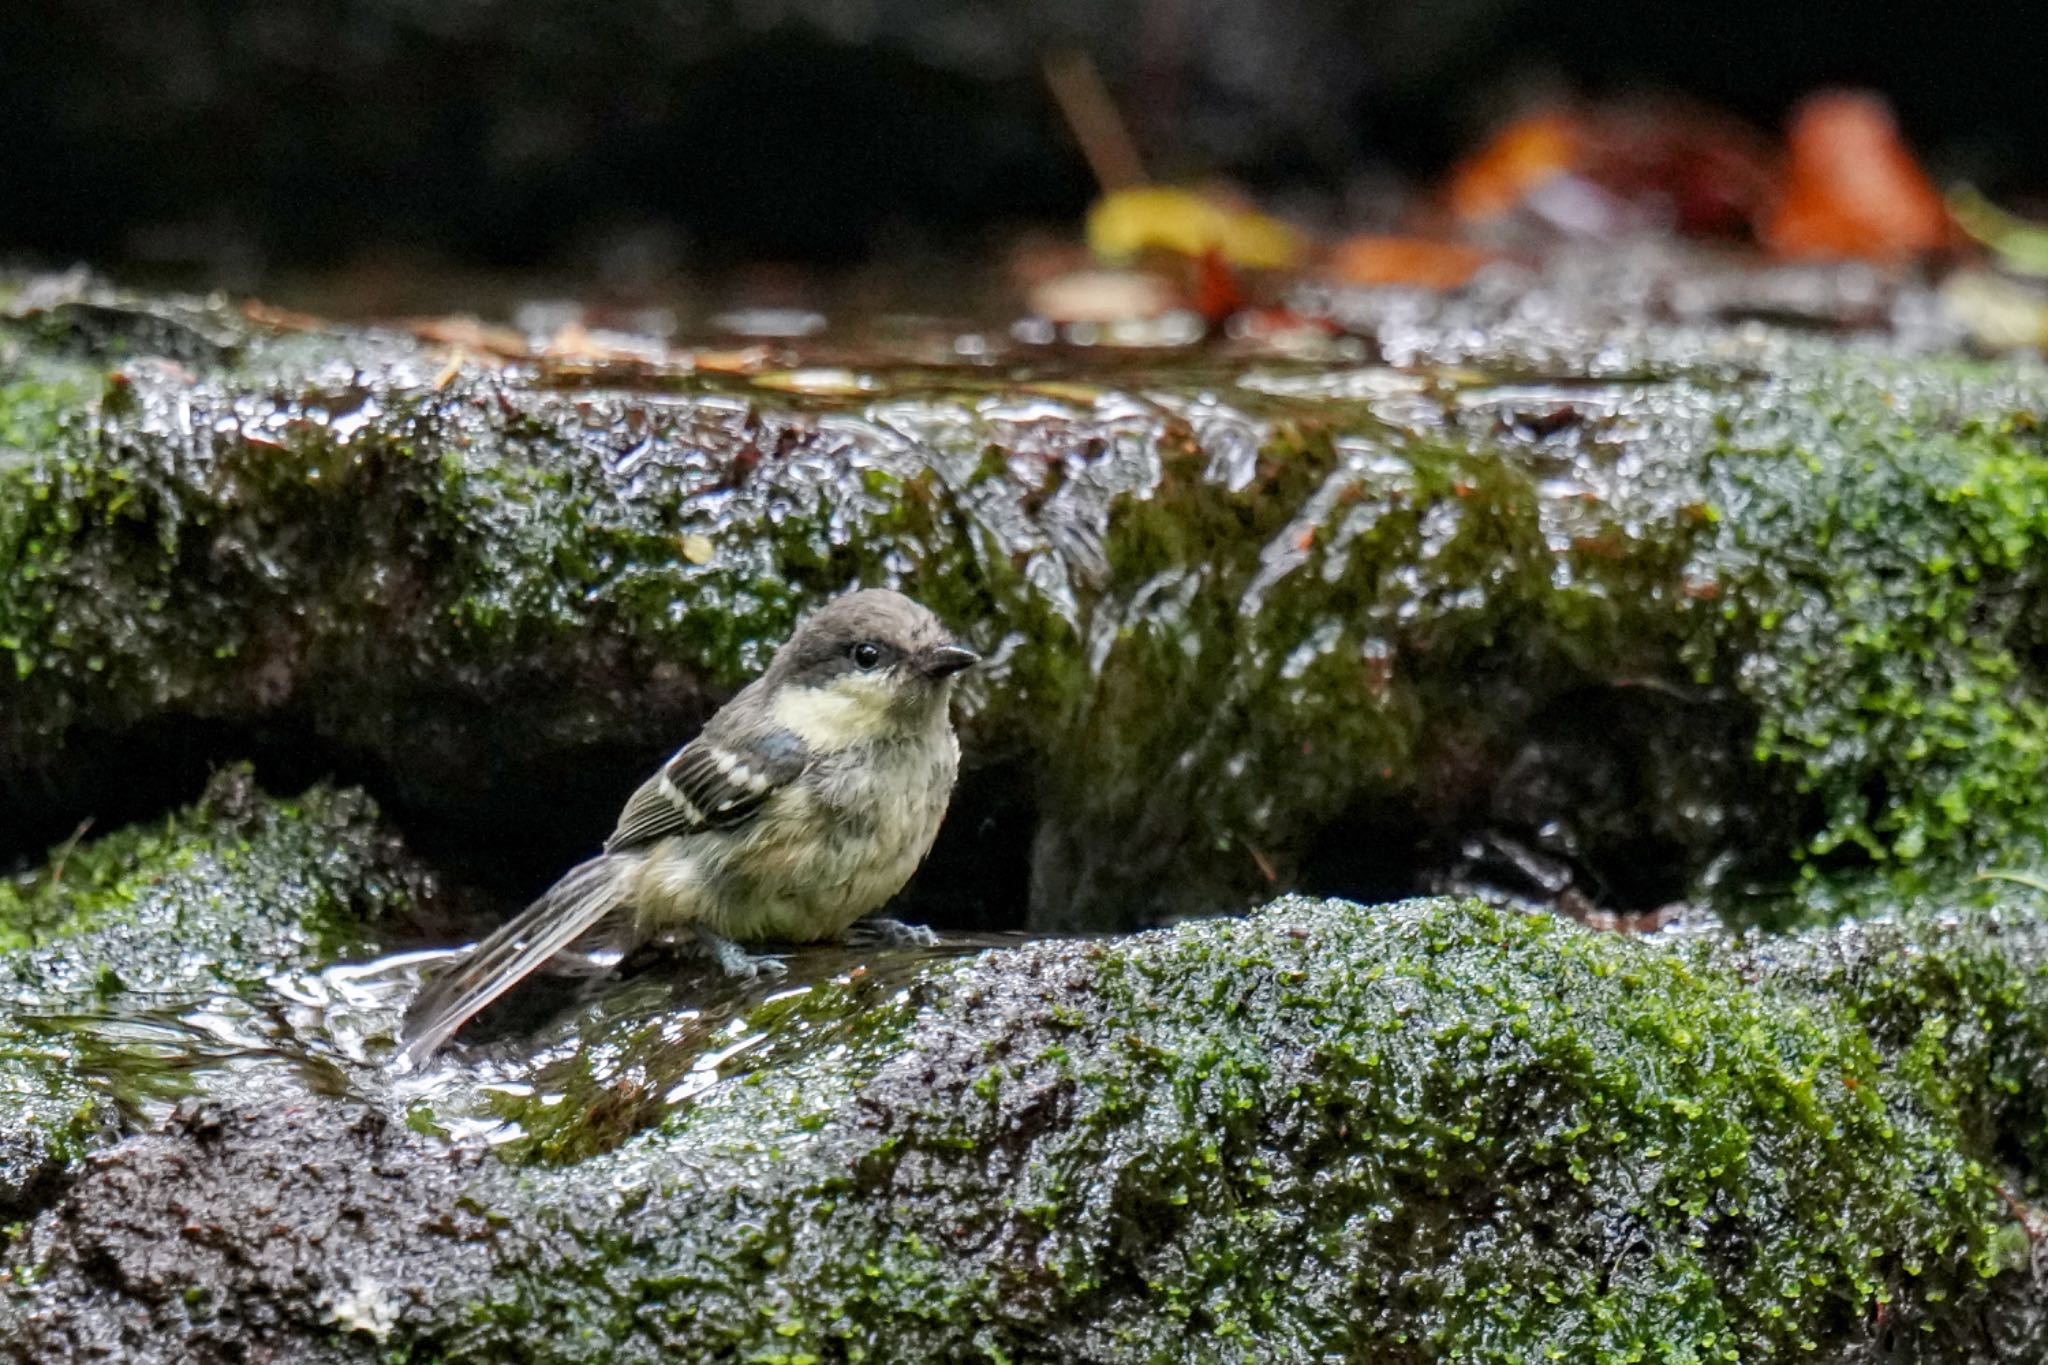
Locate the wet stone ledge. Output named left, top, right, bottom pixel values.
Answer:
left=3, top=271, right=2047, bottom=932
left=0, top=768, right=436, bottom=1221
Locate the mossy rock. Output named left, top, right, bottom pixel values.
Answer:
left=3, top=281, right=2047, bottom=930
left=6, top=891, right=2046, bottom=1362
left=0, top=767, right=436, bottom=1221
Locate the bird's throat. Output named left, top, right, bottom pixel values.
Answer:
left=770, top=678, right=895, bottom=751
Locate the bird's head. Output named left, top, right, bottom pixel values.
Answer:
left=765, top=589, right=978, bottom=750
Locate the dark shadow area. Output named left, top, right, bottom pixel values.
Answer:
left=3, top=1, right=2045, bottom=289
left=2, top=682, right=1811, bottom=935
left=1, top=715, right=339, bottom=875
left=2009, top=577, right=2048, bottom=699
left=0, top=708, right=643, bottom=933
left=1299, top=682, right=1812, bottom=919
left=1296, top=791, right=1434, bottom=908
left=352, top=740, right=1040, bottom=935
left=1, top=714, right=1045, bottom=940
left=897, top=754, right=1040, bottom=933
left=0, top=16, right=1091, bottom=282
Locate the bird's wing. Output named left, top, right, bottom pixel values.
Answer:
left=604, top=728, right=809, bottom=851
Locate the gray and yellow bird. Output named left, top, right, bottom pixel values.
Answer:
left=398, top=589, right=977, bottom=1064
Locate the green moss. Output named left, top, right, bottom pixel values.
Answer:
left=1, top=889, right=2040, bottom=1360
left=1699, top=361, right=2048, bottom=905
left=1712, top=897, right=2048, bottom=1181
left=0, top=766, right=414, bottom=973
left=985, top=356, right=2048, bottom=926
left=377, top=896, right=2044, bottom=1363
left=0, top=367, right=94, bottom=461
left=3, top=292, right=2048, bottom=936
left=0, top=767, right=434, bottom=1214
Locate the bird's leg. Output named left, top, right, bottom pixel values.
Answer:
left=693, top=925, right=789, bottom=980
left=845, top=917, right=940, bottom=948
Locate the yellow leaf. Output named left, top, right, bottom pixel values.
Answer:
left=1086, top=186, right=1302, bottom=269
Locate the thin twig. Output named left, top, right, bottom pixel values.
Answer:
left=48, top=816, right=94, bottom=888
left=1246, top=843, right=1278, bottom=884
left=433, top=344, right=468, bottom=390
left=1994, top=1182, right=2046, bottom=1244
left=1044, top=49, right=1147, bottom=193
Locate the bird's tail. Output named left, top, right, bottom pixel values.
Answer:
left=397, top=853, right=636, bottom=1067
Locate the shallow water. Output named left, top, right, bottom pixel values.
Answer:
left=44, top=932, right=1040, bottom=1157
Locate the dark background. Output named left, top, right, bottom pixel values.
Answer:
left=1, top=0, right=2040, bottom=296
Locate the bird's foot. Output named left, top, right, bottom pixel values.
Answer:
left=844, top=917, right=940, bottom=948
left=693, top=926, right=789, bottom=981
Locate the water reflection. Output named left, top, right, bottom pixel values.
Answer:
left=23, top=933, right=1034, bottom=1158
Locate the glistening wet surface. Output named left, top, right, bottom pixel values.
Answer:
left=6, top=259, right=2048, bottom=1360
left=30, top=933, right=1037, bottom=1161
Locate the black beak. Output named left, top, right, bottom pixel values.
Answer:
left=921, top=642, right=980, bottom=678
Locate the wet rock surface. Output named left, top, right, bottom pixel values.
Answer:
left=4, top=265, right=2045, bottom=935
left=0, top=768, right=437, bottom=1224
left=6, top=1100, right=507, bottom=1364
left=2, top=879, right=2045, bottom=1363
left=2, top=265, right=2048, bottom=1360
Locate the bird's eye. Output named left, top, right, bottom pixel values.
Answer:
left=850, top=641, right=883, bottom=671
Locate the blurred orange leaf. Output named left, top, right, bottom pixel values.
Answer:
left=1447, top=112, right=1581, bottom=222
left=1448, top=102, right=1775, bottom=238
left=1763, top=91, right=1958, bottom=261
left=1324, top=236, right=1496, bottom=290
left=1193, top=248, right=1246, bottom=322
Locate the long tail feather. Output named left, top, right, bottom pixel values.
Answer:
left=397, top=854, right=635, bottom=1066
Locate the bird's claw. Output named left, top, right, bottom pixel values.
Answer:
left=695, top=927, right=789, bottom=981
left=845, top=917, right=940, bottom=948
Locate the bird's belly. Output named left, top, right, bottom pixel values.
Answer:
left=708, top=752, right=950, bottom=941
left=717, top=823, right=934, bottom=941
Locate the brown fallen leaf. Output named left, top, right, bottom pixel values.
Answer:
left=240, top=299, right=329, bottom=334
left=1322, top=235, right=1496, bottom=290
left=1448, top=101, right=1776, bottom=240
left=405, top=315, right=529, bottom=360
left=682, top=345, right=776, bottom=375
left=1447, top=111, right=1581, bottom=223
left=1763, top=91, right=1961, bottom=261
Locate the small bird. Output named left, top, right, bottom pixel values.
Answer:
left=397, top=589, right=977, bottom=1064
